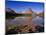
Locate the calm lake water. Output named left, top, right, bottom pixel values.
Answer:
left=6, top=16, right=44, bottom=27
left=32, top=16, right=44, bottom=27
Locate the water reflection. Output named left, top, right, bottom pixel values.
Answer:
left=6, top=16, right=43, bottom=26
left=6, top=16, right=32, bottom=26
left=32, top=16, right=44, bottom=27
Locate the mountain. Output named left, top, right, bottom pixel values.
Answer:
left=6, top=8, right=33, bottom=19
left=6, top=8, right=16, bottom=14
left=38, top=12, right=44, bottom=17
left=17, top=8, right=32, bottom=14
left=6, top=8, right=16, bottom=19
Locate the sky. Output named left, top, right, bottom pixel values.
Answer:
left=5, top=1, right=44, bottom=13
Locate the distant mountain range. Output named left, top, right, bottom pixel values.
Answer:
left=6, top=8, right=44, bottom=19
left=6, top=8, right=33, bottom=14
left=17, top=8, right=32, bottom=14
left=6, top=8, right=32, bottom=19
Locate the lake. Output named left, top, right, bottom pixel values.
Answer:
left=6, top=16, right=44, bottom=26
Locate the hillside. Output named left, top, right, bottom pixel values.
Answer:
left=6, top=8, right=32, bottom=19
